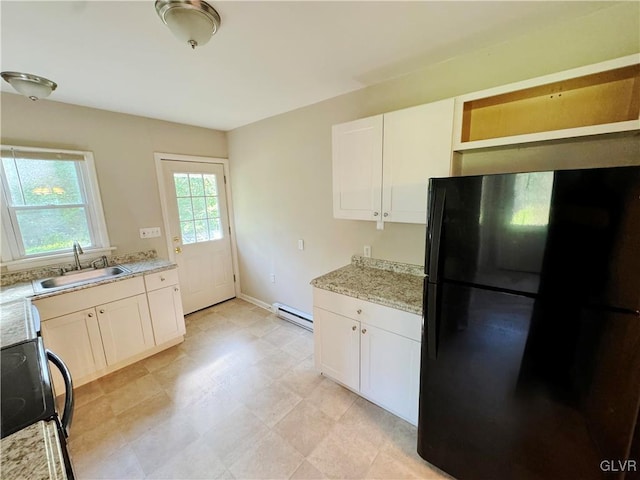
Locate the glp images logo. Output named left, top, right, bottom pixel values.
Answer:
left=600, top=459, right=637, bottom=473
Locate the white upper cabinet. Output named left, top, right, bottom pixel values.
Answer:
left=332, top=99, right=455, bottom=226
left=382, top=99, right=455, bottom=224
left=332, top=115, right=384, bottom=221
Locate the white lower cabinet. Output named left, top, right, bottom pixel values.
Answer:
left=34, top=268, right=186, bottom=390
left=96, top=294, right=155, bottom=366
left=360, top=323, right=421, bottom=424
left=40, top=308, right=106, bottom=393
left=313, top=287, right=422, bottom=425
left=144, top=269, right=186, bottom=345
left=314, top=308, right=360, bottom=391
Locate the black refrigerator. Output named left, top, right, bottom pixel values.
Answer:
left=417, top=166, right=640, bottom=480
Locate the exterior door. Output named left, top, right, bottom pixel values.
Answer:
left=160, top=159, right=235, bottom=314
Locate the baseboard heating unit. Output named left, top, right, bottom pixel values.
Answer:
left=272, top=303, right=313, bottom=331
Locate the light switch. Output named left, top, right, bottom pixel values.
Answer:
left=298, top=239, right=304, bottom=250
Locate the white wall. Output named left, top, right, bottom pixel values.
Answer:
left=228, top=2, right=640, bottom=314
left=0, top=94, right=227, bottom=265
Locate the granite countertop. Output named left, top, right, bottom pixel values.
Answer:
left=311, top=255, right=425, bottom=315
left=0, top=421, right=67, bottom=480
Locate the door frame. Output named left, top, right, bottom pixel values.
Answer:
left=154, top=152, right=241, bottom=299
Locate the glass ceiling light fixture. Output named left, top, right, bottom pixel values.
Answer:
left=0, top=72, right=57, bottom=101
left=155, top=0, right=221, bottom=50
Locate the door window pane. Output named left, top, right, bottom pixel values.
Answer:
left=174, top=173, right=190, bottom=197
left=173, top=172, right=223, bottom=245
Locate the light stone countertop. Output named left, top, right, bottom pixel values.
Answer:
left=311, top=255, right=425, bottom=315
left=0, top=421, right=67, bottom=480
left=0, top=256, right=176, bottom=480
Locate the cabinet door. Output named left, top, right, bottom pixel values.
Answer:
left=314, top=307, right=360, bottom=391
left=382, top=99, right=455, bottom=224
left=41, top=309, right=106, bottom=393
left=360, top=323, right=421, bottom=425
left=332, top=115, right=383, bottom=221
left=96, top=294, right=155, bottom=366
left=147, top=285, right=186, bottom=345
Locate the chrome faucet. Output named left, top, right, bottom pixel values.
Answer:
left=72, top=241, right=84, bottom=270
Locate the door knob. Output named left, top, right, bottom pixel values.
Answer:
left=175, top=247, right=182, bottom=254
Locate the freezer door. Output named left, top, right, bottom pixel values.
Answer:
left=417, top=283, right=640, bottom=480
left=429, top=166, right=640, bottom=311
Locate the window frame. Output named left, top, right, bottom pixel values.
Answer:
left=0, top=145, right=112, bottom=270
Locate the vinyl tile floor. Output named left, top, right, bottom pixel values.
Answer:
left=68, top=298, right=450, bottom=480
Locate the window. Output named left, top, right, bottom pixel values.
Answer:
left=0, top=146, right=110, bottom=266
left=173, top=172, right=223, bottom=244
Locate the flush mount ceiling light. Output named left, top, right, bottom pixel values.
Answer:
left=0, top=72, right=57, bottom=101
left=155, top=0, right=221, bottom=50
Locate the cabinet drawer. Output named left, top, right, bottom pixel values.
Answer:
left=314, top=287, right=364, bottom=320
left=313, top=287, right=422, bottom=341
left=144, top=268, right=179, bottom=291
left=34, top=277, right=146, bottom=320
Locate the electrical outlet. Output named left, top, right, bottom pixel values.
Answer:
left=270, top=274, right=276, bottom=283
left=364, top=245, right=371, bottom=258
left=140, top=227, right=161, bottom=239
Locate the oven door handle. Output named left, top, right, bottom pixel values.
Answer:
left=46, top=350, right=74, bottom=437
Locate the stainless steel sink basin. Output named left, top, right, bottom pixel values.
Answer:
left=33, top=266, right=131, bottom=293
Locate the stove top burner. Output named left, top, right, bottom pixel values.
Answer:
left=1, top=339, right=56, bottom=438
left=3, top=352, right=27, bottom=373
left=1, top=397, right=27, bottom=423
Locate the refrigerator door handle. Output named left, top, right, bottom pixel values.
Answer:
left=46, top=349, right=74, bottom=437
left=426, top=283, right=438, bottom=360
left=427, top=187, right=446, bottom=282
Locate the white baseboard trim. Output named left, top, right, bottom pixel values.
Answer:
left=238, top=293, right=274, bottom=313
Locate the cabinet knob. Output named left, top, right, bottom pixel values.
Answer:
left=383, top=212, right=389, bottom=217
left=87, top=313, right=94, bottom=318
left=99, top=309, right=105, bottom=314
left=352, top=325, right=357, bottom=331
left=356, top=309, right=362, bottom=314
left=373, top=212, right=379, bottom=217
left=362, top=328, right=367, bottom=334
left=174, top=287, right=179, bottom=292
left=160, top=276, right=166, bottom=282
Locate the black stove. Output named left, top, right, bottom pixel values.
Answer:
left=1, top=337, right=56, bottom=438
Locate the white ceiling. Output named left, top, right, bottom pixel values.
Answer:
left=1, top=1, right=615, bottom=131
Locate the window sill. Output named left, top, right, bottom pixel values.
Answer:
left=1, top=247, right=117, bottom=272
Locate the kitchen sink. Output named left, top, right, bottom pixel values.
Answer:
left=33, top=266, right=131, bottom=293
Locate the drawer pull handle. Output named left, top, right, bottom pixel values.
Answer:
left=362, top=328, right=367, bottom=334
left=356, top=309, right=362, bottom=314
left=352, top=325, right=357, bottom=331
